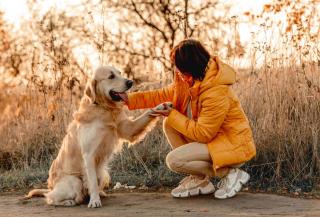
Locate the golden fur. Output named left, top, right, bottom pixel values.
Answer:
left=27, top=66, right=157, bottom=208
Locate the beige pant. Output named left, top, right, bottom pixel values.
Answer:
left=163, top=118, right=231, bottom=178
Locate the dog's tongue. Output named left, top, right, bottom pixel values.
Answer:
left=117, top=92, right=128, bottom=102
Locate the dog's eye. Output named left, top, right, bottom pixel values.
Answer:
left=108, top=74, right=115, bottom=79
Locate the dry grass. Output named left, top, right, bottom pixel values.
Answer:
left=0, top=60, right=319, bottom=195
left=237, top=63, right=320, bottom=193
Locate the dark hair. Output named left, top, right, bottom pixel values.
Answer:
left=170, top=39, right=210, bottom=81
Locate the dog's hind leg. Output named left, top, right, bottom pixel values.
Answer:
left=45, top=175, right=83, bottom=206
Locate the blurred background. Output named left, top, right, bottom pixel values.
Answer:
left=0, top=0, right=319, bottom=196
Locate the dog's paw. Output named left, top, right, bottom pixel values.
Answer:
left=153, top=102, right=173, bottom=110
left=62, top=199, right=76, bottom=207
left=88, top=195, right=102, bottom=208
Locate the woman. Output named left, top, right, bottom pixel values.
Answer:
left=125, top=39, right=256, bottom=199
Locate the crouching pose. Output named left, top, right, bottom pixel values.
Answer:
left=27, top=66, right=160, bottom=208
left=124, top=39, right=256, bottom=199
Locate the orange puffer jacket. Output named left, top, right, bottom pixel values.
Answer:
left=127, top=57, right=256, bottom=172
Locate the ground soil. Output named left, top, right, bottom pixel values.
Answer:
left=0, top=192, right=319, bottom=217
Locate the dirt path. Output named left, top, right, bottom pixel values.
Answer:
left=0, top=192, right=319, bottom=217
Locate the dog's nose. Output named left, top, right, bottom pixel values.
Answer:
left=126, top=80, right=133, bottom=88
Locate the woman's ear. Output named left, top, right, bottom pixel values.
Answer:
left=85, top=79, right=97, bottom=103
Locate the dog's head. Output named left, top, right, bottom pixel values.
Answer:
left=85, top=66, right=133, bottom=105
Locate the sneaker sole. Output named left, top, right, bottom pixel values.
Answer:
left=171, top=182, right=215, bottom=198
left=214, top=172, right=250, bottom=199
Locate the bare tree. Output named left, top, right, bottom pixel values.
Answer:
left=0, top=11, right=21, bottom=79
left=94, top=0, right=229, bottom=84
left=1, top=1, right=236, bottom=87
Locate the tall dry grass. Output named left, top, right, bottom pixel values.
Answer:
left=238, top=63, right=320, bottom=192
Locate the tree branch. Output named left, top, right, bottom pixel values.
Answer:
left=130, top=0, right=169, bottom=42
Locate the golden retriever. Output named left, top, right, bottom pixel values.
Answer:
left=26, top=66, right=160, bottom=208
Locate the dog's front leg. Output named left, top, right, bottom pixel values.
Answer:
left=79, top=123, right=104, bottom=208
left=118, top=110, right=157, bottom=143
left=83, top=153, right=101, bottom=208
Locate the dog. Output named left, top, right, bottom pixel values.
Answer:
left=26, top=66, right=160, bottom=208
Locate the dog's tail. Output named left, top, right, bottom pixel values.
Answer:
left=25, top=189, right=50, bottom=199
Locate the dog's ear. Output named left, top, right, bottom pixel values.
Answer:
left=85, top=79, right=97, bottom=103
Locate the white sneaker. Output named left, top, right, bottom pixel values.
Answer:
left=214, top=168, right=250, bottom=199
left=171, top=175, right=215, bottom=198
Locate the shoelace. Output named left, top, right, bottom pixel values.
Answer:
left=217, top=176, right=229, bottom=189
left=179, top=176, right=192, bottom=184
left=179, top=175, right=202, bottom=188
left=217, top=169, right=238, bottom=189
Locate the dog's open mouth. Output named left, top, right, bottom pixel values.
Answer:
left=109, top=90, right=128, bottom=102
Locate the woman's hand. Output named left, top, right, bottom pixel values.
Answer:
left=149, top=102, right=173, bottom=117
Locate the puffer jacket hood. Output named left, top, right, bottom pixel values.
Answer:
left=200, top=57, right=236, bottom=90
